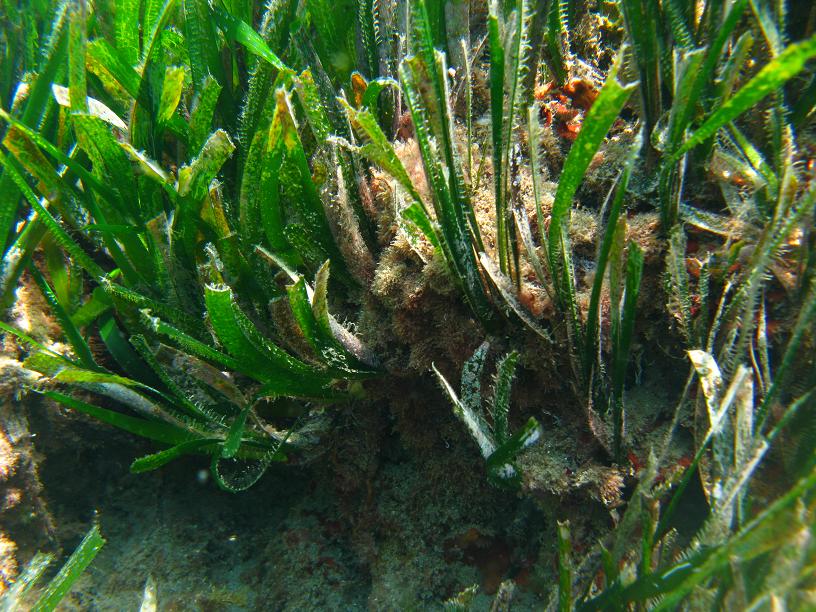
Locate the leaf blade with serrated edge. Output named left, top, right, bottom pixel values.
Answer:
left=204, top=283, right=342, bottom=395
left=131, top=438, right=219, bottom=473
left=32, top=524, right=105, bottom=612
left=461, top=340, right=489, bottom=415
left=491, top=351, right=519, bottom=446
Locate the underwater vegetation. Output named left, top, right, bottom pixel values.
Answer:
left=1, top=0, right=816, bottom=607
left=0, top=524, right=104, bottom=611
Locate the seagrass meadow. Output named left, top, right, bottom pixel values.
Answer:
left=0, top=0, right=815, bottom=609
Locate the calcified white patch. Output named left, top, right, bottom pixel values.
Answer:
left=11, top=286, right=31, bottom=333
left=496, top=464, right=518, bottom=480
left=0, top=245, right=23, bottom=298
left=139, top=575, right=158, bottom=612
left=120, top=143, right=171, bottom=183
left=432, top=363, right=496, bottom=459
left=687, top=349, right=723, bottom=413
left=51, top=84, right=128, bottom=131
left=523, top=426, right=541, bottom=448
